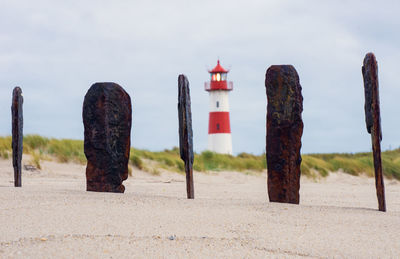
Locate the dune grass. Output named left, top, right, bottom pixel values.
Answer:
left=0, top=135, right=399, bottom=180
left=130, top=148, right=266, bottom=174
left=0, top=135, right=86, bottom=166
left=0, top=136, right=11, bottom=159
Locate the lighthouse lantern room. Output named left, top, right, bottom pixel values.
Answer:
left=205, top=60, right=233, bottom=155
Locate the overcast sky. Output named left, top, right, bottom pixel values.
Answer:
left=0, top=0, right=399, bottom=155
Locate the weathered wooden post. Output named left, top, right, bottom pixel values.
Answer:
left=265, top=65, right=303, bottom=204
left=362, top=53, right=386, bottom=212
left=178, top=75, right=194, bottom=199
left=12, top=87, right=23, bottom=187
left=83, top=82, right=132, bottom=193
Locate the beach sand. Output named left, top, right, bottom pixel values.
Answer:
left=1, top=157, right=399, bottom=258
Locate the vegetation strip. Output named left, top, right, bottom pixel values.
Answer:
left=0, top=135, right=399, bottom=180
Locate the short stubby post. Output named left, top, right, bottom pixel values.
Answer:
left=362, top=53, right=386, bottom=212
left=178, top=75, right=194, bottom=199
left=83, top=82, right=132, bottom=193
left=12, top=87, right=23, bottom=187
left=265, top=65, right=304, bottom=204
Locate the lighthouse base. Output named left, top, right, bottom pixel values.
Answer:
left=207, top=133, right=232, bottom=155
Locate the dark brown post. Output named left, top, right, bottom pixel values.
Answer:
left=265, top=65, right=303, bottom=204
left=362, top=53, right=386, bottom=212
left=12, top=87, right=23, bottom=187
left=83, top=82, right=132, bottom=193
left=178, top=75, right=194, bottom=199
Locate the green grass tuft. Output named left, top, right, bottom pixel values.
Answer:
left=130, top=153, right=144, bottom=170
left=29, top=151, right=42, bottom=169
left=0, top=136, right=12, bottom=158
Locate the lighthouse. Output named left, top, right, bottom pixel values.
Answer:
left=205, top=60, right=233, bottom=155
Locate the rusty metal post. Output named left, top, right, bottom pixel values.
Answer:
left=178, top=74, right=194, bottom=199
left=265, top=65, right=303, bottom=204
left=362, top=53, right=386, bottom=212
left=12, top=87, right=23, bottom=187
left=83, top=83, right=132, bottom=193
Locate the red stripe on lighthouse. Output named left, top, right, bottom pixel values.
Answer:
left=208, top=112, right=231, bottom=134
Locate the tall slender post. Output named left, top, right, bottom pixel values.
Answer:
left=362, top=53, right=386, bottom=212
left=12, top=87, right=23, bottom=187
left=265, top=65, right=303, bottom=204
left=178, top=74, right=194, bottom=199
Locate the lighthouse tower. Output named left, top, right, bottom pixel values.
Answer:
left=205, top=60, right=233, bottom=155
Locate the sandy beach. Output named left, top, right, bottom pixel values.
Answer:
left=1, top=157, right=399, bottom=258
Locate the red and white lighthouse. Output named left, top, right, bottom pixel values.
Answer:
left=205, top=60, right=233, bottom=155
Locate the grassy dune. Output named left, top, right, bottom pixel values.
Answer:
left=0, top=135, right=399, bottom=180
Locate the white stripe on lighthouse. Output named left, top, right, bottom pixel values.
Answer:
left=208, top=133, right=233, bottom=155
left=209, top=91, right=230, bottom=112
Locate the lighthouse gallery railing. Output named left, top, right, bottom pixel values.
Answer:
left=204, top=81, right=233, bottom=91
